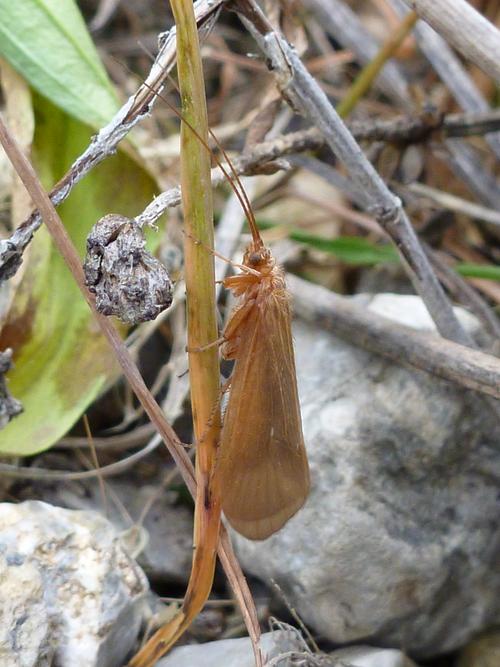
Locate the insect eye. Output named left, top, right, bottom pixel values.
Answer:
left=248, top=252, right=261, bottom=266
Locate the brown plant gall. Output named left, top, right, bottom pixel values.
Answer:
left=83, top=214, right=173, bottom=325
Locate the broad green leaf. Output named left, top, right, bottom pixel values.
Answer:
left=0, top=94, right=158, bottom=456
left=455, top=263, right=500, bottom=282
left=0, top=0, right=119, bottom=128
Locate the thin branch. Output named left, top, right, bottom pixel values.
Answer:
left=350, top=109, right=500, bottom=142
left=56, top=422, right=156, bottom=451
left=135, top=107, right=500, bottom=228
left=233, top=0, right=472, bottom=346
left=0, top=0, right=225, bottom=282
left=443, top=139, right=500, bottom=212
left=288, top=275, right=500, bottom=401
left=401, top=0, right=500, bottom=84
left=424, top=246, right=500, bottom=341
left=0, top=436, right=162, bottom=479
left=402, top=182, right=500, bottom=228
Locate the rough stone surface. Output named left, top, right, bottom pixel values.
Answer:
left=20, top=474, right=193, bottom=583
left=231, top=294, right=500, bottom=657
left=0, top=501, right=148, bottom=667
left=0, top=557, right=53, bottom=666
left=155, top=630, right=304, bottom=666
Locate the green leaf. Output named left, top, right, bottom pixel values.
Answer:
left=256, top=220, right=399, bottom=265
left=0, top=0, right=119, bottom=128
left=0, top=94, right=159, bottom=456
left=258, top=221, right=500, bottom=280
left=292, top=232, right=399, bottom=265
left=455, top=263, right=500, bottom=281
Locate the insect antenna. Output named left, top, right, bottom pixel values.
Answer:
left=131, top=64, right=262, bottom=246
left=162, top=69, right=261, bottom=244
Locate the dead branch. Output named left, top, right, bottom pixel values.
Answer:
left=288, top=274, right=500, bottom=401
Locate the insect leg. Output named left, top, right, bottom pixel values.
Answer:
left=186, top=336, right=225, bottom=353
left=195, top=377, right=231, bottom=448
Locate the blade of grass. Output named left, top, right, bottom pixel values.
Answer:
left=455, top=263, right=500, bottom=282
left=256, top=220, right=399, bottom=265
left=128, top=0, right=225, bottom=664
left=336, top=10, right=418, bottom=118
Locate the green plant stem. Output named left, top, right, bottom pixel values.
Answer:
left=337, top=11, right=418, bottom=118
left=128, top=0, right=221, bottom=664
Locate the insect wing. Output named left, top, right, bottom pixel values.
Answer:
left=217, top=289, right=310, bottom=540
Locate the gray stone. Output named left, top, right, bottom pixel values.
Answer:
left=0, top=501, right=148, bottom=667
left=155, top=629, right=304, bottom=666
left=231, top=294, right=500, bottom=657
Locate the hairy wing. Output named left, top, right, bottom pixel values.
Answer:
left=217, top=288, right=310, bottom=540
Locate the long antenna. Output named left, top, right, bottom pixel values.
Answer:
left=131, top=64, right=262, bottom=245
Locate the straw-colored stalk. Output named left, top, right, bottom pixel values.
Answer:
left=128, top=0, right=221, bottom=664
left=337, top=10, right=418, bottom=118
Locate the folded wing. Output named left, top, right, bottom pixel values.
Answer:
left=217, top=288, right=310, bottom=540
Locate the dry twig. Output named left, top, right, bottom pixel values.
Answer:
left=233, top=0, right=472, bottom=347
left=288, top=275, right=500, bottom=401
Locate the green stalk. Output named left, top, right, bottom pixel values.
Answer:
left=337, top=11, right=418, bottom=118
left=128, top=0, right=221, bottom=664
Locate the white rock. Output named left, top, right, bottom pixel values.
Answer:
left=231, top=294, right=500, bottom=657
left=0, top=558, right=53, bottom=666
left=362, top=292, right=481, bottom=334
left=155, top=629, right=304, bottom=666
left=0, top=501, right=148, bottom=667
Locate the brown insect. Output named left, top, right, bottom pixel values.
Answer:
left=215, top=189, right=310, bottom=540
left=139, top=74, right=310, bottom=541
